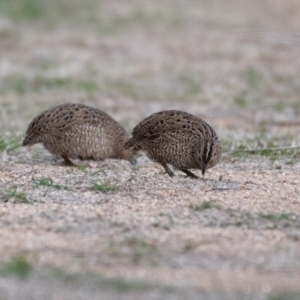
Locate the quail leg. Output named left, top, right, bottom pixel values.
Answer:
left=61, top=156, right=77, bottom=167
left=180, top=169, right=199, bottom=179
left=161, top=163, right=174, bottom=177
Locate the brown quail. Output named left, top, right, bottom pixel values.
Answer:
left=125, top=110, right=221, bottom=178
left=22, top=103, right=136, bottom=166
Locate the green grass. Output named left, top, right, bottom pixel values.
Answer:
left=0, top=74, right=103, bottom=96
left=0, top=0, right=180, bottom=31
left=91, top=72, right=205, bottom=103
left=187, top=203, right=300, bottom=230
left=108, top=7, right=156, bottom=28
left=100, top=276, right=156, bottom=292
left=2, top=187, right=30, bottom=203
left=0, top=137, right=21, bottom=152
left=0, top=0, right=45, bottom=21
left=231, top=145, right=299, bottom=162
left=182, top=240, right=199, bottom=252
left=96, top=5, right=184, bottom=34
left=50, top=267, right=166, bottom=292
left=32, top=177, right=66, bottom=190
left=77, top=166, right=105, bottom=176
left=261, top=213, right=294, bottom=223
left=228, top=210, right=300, bottom=229
left=100, top=79, right=140, bottom=100
left=0, top=260, right=158, bottom=290
left=273, top=101, right=286, bottom=112
left=0, top=139, right=7, bottom=151
left=0, top=253, right=31, bottom=279
left=227, top=134, right=299, bottom=163
left=0, top=0, right=98, bottom=26
left=0, top=75, right=72, bottom=95
left=234, top=93, right=249, bottom=108
left=176, top=74, right=203, bottom=97
left=272, top=73, right=294, bottom=84
left=0, top=71, right=205, bottom=102
left=154, top=212, right=174, bottom=230
left=232, top=67, right=263, bottom=109
left=77, top=79, right=99, bottom=93
left=92, top=181, right=119, bottom=193
left=124, top=237, right=157, bottom=264
left=268, top=292, right=300, bottom=300
left=189, top=201, right=216, bottom=212
left=242, top=67, right=263, bottom=88
left=110, top=236, right=158, bottom=264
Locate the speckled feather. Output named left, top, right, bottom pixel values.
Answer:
left=23, top=103, right=135, bottom=165
left=125, top=110, right=221, bottom=178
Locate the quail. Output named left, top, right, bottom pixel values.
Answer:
left=22, top=103, right=136, bottom=166
left=125, top=110, right=221, bottom=178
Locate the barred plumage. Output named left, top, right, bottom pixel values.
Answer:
left=125, top=110, right=221, bottom=178
left=22, top=103, right=136, bottom=166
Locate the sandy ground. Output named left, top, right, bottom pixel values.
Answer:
left=0, top=0, right=300, bottom=299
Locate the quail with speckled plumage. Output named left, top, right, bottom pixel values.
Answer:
left=125, top=110, right=221, bottom=178
left=22, top=103, right=136, bottom=166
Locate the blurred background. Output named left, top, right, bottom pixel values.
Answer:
left=0, top=0, right=300, bottom=155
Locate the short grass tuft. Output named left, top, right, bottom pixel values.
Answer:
left=32, top=177, right=66, bottom=190
left=267, top=292, right=300, bottom=300
left=234, top=93, right=248, bottom=108
left=92, top=181, right=119, bottom=193
left=3, top=187, right=30, bottom=203
left=183, top=240, right=199, bottom=252
left=0, top=252, right=31, bottom=279
left=0, top=137, right=21, bottom=152
left=101, top=276, right=153, bottom=292
left=51, top=267, right=160, bottom=292
left=261, top=213, right=293, bottom=223
left=242, top=67, right=263, bottom=88
left=110, top=236, right=158, bottom=265
left=189, top=201, right=216, bottom=212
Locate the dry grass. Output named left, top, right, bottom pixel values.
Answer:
left=0, top=0, right=300, bottom=299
